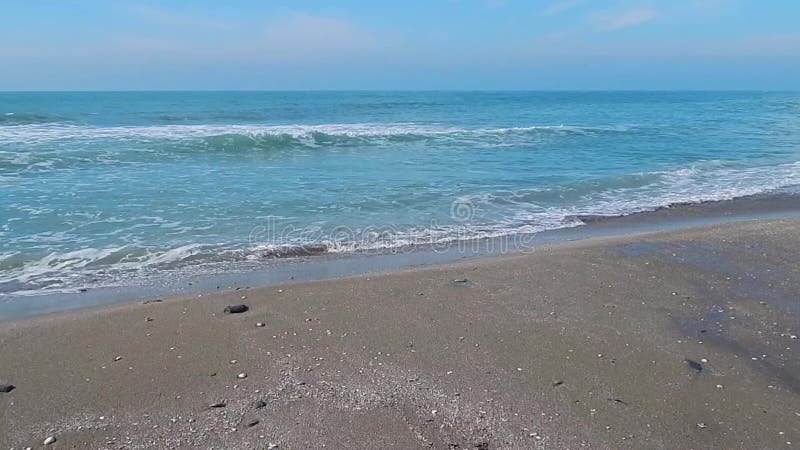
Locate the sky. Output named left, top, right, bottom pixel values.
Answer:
left=1, top=0, right=799, bottom=90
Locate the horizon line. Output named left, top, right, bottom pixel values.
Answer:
left=1, top=88, right=796, bottom=93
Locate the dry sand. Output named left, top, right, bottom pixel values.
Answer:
left=1, top=218, right=799, bottom=449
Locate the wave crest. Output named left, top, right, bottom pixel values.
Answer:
left=0, top=122, right=631, bottom=146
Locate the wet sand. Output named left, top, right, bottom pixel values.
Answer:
left=1, top=218, right=800, bottom=449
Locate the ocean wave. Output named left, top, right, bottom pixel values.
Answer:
left=0, top=122, right=630, bottom=146
left=0, top=112, right=66, bottom=125
left=0, top=243, right=238, bottom=294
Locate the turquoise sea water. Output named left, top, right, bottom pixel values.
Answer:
left=1, top=91, right=799, bottom=296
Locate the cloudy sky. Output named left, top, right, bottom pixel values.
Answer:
left=2, top=0, right=799, bottom=90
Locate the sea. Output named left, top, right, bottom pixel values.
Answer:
left=2, top=91, right=800, bottom=299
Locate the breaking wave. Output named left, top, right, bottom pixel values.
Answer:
left=0, top=122, right=631, bottom=146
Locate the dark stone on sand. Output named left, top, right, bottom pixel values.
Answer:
left=224, top=304, right=249, bottom=314
left=210, top=401, right=226, bottom=408
left=78, top=288, right=88, bottom=292
left=552, top=380, right=564, bottom=387
left=452, top=278, right=472, bottom=287
left=686, top=359, right=703, bottom=373
left=0, top=384, right=15, bottom=393
left=247, top=419, right=260, bottom=427
left=255, top=399, right=267, bottom=409
left=608, top=397, right=629, bottom=406
left=142, top=299, right=163, bottom=304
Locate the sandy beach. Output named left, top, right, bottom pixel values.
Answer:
left=2, top=218, right=800, bottom=449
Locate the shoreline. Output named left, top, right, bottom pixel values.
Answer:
left=1, top=217, right=800, bottom=448
left=2, top=191, right=800, bottom=321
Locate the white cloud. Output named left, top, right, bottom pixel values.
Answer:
left=95, top=11, right=390, bottom=65
left=595, top=9, right=660, bottom=31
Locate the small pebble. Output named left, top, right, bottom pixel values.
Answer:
left=44, top=436, right=57, bottom=445
left=0, top=384, right=15, bottom=393
left=114, top=356, right=123, bottom=362
left=256, top=322, right=265, bottom=327
left=224, top=304, right=249, bottom=314
left=238, top=373, right=247, bottom=379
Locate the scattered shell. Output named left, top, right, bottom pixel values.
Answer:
left=256, top=322, right=265, bottom=327
left=697, top=423, right=707, bottom=429
left=238, top=373, right=247, bottom=379
left=44, top=436, right=57, bottom=445
left=114, top=356, right=123, bottom=362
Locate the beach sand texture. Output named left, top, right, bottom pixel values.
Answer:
left=1, top=218, right=799, bottom=449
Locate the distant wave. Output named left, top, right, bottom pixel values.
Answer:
left=0, top=122, right=632, bottom=146
left=0, top=112, right=65, bottom=126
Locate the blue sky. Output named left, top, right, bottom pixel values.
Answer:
left=1, top=0, right=799, bottom=90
